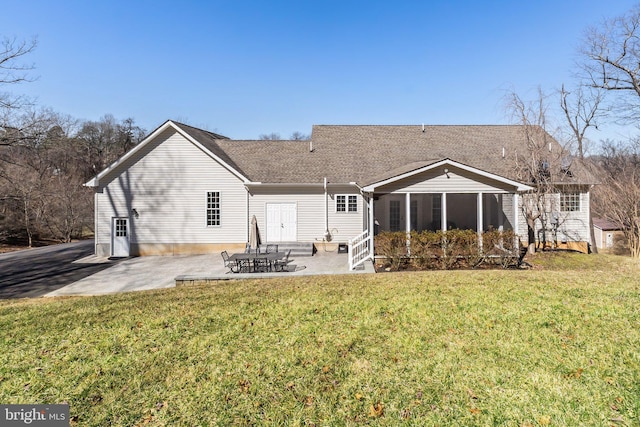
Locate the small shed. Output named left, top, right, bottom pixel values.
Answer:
left=593, top=218, right=627, bottom=254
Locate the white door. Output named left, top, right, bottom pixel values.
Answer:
left=266, top=203, right=297, bottom=242
left=111, top=217, right=130, bottom=257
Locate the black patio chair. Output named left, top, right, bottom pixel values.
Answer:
left=274, top=249, right=292, bottom=272
left=221, top=251, right=239, bottom=273
left=253, top=256, right=271, bottom=272
left=238, top=258, right=253, bottom=273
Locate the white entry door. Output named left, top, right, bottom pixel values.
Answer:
left=266, top=203, right=297, bottom=242
left=111, top=217, right=130, bottom=257
left=606, top=232, right=614, bottom=248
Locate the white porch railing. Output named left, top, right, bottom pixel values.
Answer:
left=348, top=229, right=371, bottom=270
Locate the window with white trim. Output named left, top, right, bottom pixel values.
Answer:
left=560, top=192, right=580, bottom=212
left=115, top=218, right=127, bottom=237
left=206, top=191, right=221, bottom=226
left=336, top=195, right=358, bottom=213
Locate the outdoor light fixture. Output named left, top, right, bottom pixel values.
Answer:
left=132, top=208, right=139, bottom=218
left=444, top=168, right=450, bottom=178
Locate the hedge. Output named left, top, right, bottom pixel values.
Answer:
left=375, top=229, right=519, bottom=270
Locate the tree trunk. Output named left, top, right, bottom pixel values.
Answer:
left=23, top=198, right=32, bottom=248
left=527, top=219, right=536, bottom=254
left=589, top=211, right=598, bottom=254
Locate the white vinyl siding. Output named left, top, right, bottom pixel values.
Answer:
left=95, top=128, right=246, bottom=247
left=556, top=191, right=590, bottom=242
left=377, top=164, right=515, bottom=194
left=248, top=186, right=364, bottom=243
left=517, top=189, right=591, bottom=244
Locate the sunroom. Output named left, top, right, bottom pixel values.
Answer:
left=348, top=159, right=533, bottom=268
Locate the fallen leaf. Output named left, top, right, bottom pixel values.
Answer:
left=369, top=402, right=384, bottom=418
left=401, top=408, right=411, bottom=419
left=305, top=396, right=314, bottom=406
left=538, top=415, right=551, bottom=426
left=238, top=379, right=251, bottom=393
left=469, top=407, right=481, bottom=415
left=322, top=365, right=330, bottom=373
left=355, top=393, right=363, bottom=401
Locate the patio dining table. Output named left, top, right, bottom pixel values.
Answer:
left=228, top=251, right=285, bottom=273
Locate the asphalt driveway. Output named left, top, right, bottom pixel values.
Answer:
left=0, top=240, right=118, bottom=299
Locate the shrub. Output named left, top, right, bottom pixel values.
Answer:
left=375, top=231, right=408, bottom=270
left=450, top=229, right=483, bottom=268
left=376, top=229, right=520, bottom=271
left=482, top=229, right=518, bottom=268
left=410, top=230, right=444, bottom=269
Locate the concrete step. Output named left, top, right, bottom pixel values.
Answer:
left=263, top=242, right=315, bottom=257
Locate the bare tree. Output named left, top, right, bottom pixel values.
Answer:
left=580, top=4, right=640, bottom=121
left=560, top=84, right=605, bottom=253
left=509, top=90, right=571, bottom=254
left=560, top=84, right=604, bottom=160
left=0, top=36, right=37, bottom=111
left=259, top=132, right=281, bottom=140
left=76, top=114, right=145, bottom=177
left=592, top=140, right=640, bottom=258
left=289, top=131, right=310, bottom=140
left=0, top=110, right=140, bottom=245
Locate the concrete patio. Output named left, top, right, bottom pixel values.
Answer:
left=45, top=250, right=375, bottom=297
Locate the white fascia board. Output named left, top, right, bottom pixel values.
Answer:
left=362, top=159, right=533, bottom=192
left=84, top=120, right=250, bottom=187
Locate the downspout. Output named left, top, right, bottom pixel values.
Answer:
left=323, top=177, right=330, bottom=240
left=244, top=183, right=254, bottom=244
left=94, top=191, right=99, bottom=256
left=246, top=186, right=250, bottom=243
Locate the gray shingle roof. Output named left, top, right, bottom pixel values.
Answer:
left=171, top=122, right=595, bottom=186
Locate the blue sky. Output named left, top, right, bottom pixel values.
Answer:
left=2, top=0, right=637, bottom=140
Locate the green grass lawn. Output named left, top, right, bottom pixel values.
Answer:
left=1, top=253, right=639, bottom=426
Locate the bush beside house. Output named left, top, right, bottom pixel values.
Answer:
left=375, top=230, right=519, bottom=271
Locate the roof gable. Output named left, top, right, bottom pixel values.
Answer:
left=85, top=120, right=249, bottom=187
left=362, top=158, right=533, bottom=192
